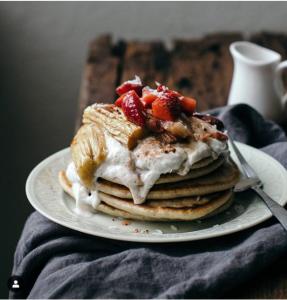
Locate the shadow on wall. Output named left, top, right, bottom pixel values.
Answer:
left=0, top=4, right=81, bottom=297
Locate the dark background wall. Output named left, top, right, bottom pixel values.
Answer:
left=1, top=1, right=287, bottom=297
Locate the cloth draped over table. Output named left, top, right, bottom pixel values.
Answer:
left=10, top=104, right=287, bottom=299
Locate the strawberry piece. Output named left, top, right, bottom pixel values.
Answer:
left=121, top=90, right=146, bottom=127
left=180, top=97, right=197, bottom=115
left=141, top=87, right=158, bottom=107
left=142, top=93, right=158, bottom=107
left=116, top=76, right=143, bottom=96
left=115, top=94, right=125, bottom=107
left=156, top=84, right=167, bottom=92
left=152, top=96, right=180, bottom=121
left=157, top=85, right=181, bottom=97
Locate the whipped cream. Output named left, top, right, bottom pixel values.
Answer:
left=126, top=75, right=142, bottom=85
left=66, top=163, right=101, bottom=216
left=66, top=133, right=228, bottom=212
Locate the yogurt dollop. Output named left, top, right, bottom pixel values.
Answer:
left=66, top=133, right=228, bottom=214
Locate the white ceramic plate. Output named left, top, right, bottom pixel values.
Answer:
left=26, top=142, right=287, bottom=243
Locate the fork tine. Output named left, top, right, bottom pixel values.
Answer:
left=228, top=134, right=259, bottom=179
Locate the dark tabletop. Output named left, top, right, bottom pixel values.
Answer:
left=76, top=32, right=287, bottom=298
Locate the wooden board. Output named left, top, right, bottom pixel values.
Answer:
left=77, top=32, right=287, bottom=298
left=77, top=32, right=287, bottom=125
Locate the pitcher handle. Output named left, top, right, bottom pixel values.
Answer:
left=275, top=61, right=287, bottom=108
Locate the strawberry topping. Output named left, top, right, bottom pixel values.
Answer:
left=113, top=76, right=227, bottom=142
left=180, top=97, right=197, bottom=115
left=152, top=95, right=181, bottom=121
left=121, top=90, right=146, bottom=127
left=116, top=76, right=143, bottom=96
left=115, top=94, right=125, bottom=107
left=141, top=87, right=158, bottom=107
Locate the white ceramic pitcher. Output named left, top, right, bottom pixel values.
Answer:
left=228, top=41, right=287, bottom=123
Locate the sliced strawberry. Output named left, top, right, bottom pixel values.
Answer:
left=152, top=96, right=180, bottom=121
left=121, top=90, right=146, bottom=127
left=115, top=94, right=125, bottom=107
left=142, top=94, right=158, bottom=108
left=142, top=93, right=158, bottom=107
left=156, top=84, right=168, bottom=93
left=116, top=76, right=143, bottom=96
left=157, top=85, right=181, bottom=97
left=140, top=87, right=157, bottom=107
left=180, top=97, right=197, bottom=115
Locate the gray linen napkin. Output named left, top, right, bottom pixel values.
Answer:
left=10, top=104, right=287, bottom=299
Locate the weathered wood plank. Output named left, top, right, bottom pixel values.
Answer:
left=120, top=41, right=169, bottom=87
left=76, top=35, right=120, bottom=129
left=167, top=33, right=243, bottom=111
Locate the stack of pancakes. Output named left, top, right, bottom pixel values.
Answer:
left=59, top=153, right=240, bottom=221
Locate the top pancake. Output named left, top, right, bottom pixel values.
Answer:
left=97, top=158, right=240, bottom=200
left=156, top=154, right=225, bottom=184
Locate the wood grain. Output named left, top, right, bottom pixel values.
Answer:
left=121, top=41, right=169, bottom=87
left=77, top=33, right=287, bottom=297
left=76, top=35, right=120, bottom=128
left=167, top=33, right=242, bottom=111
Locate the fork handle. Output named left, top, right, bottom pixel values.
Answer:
left=252, top=186, right=287, bottom=231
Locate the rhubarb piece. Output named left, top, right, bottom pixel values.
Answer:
left=191, top=116, right=228, bottom=141
left=145, top=114, right=165, bottom=133
left=71, top=123, right=106, bottom=187
left=116, top=76, right=143, bottom=96
left=193, top=113, right=225, bottom=131
left=162, top=120, right=192, bottom=138
left=121, top=90, right=146, bottom=127
left=83, top=104, right=144, bottom=149
left=180, top=97, right=197, bottom=115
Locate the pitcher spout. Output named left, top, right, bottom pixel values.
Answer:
left=230, top=41, right=281, bottom=66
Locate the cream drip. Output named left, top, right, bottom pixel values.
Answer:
left=66, top=132, right=228, bottom=212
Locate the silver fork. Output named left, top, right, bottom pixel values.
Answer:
left=229, top=134, right=287, bottom=231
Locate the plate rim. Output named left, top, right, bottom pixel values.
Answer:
left=26, top=142, right=287, bottom=243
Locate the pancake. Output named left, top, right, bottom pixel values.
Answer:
left=145, top=192, right=220, bottom=208
left=97, top=196, right=234, bottom=221
left=156, top=154, right=225, bottom=184
left=97, top=190, right=232, bottom=221
left=59, top=170, right=234, bottom=221
left=96, top=159, right=240, bottom=200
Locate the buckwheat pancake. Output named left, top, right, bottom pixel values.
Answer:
left=98, top=196, right=233, bottom=221
left=98, top=190, right=233, bottom=221
left=60, top=170, right=226, bottom=208
left=96, top=159, right=239, bottom=200
left=59, top=170, right=234, bottom=221
left=143, top=154, right=226, bottom=185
